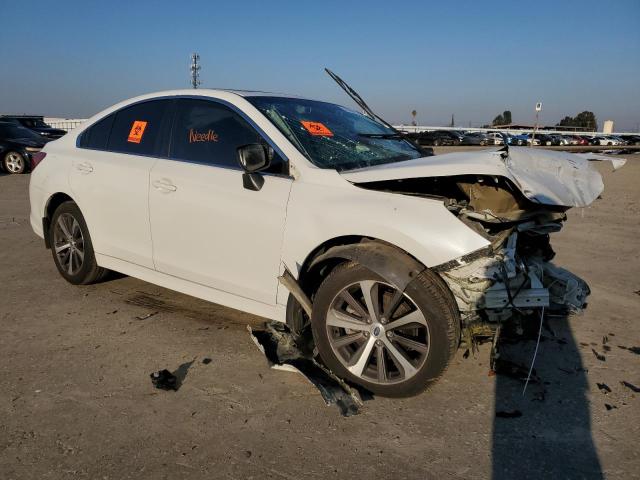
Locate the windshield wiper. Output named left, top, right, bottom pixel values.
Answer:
left=325, top=68, right=433, bottom=157
left=358, top=133, right=405, bottom=139
left=325, top=68, right=398, bottom=132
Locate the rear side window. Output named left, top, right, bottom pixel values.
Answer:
left=79, top=114, right=115, bottom=149
left=170, top=99, right=287, bottom=173
left=106, top=100, right=172, bottom=156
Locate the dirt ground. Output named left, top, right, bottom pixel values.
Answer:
left=1, top=155, right=639, bottom=479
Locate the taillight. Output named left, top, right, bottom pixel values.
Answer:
left=31, top=152, right=47, bottom=170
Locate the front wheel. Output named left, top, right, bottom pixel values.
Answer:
left=49, top=201, right=108, bottom=285
left=311, top=262, right=459, bottom=397
left=3, top=151, right=27, bottom=174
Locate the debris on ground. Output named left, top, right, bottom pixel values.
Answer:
left=150, top=369, right=177, bottom=391
left=605, top=403, right=618, bottom=411
left=491, top=358, right=541, bottom=385
left=618, top=345, right=640, bottom=355
left=150, top=360, right=194, bottom=392
left=136, top=311, right=159, bottom=320
left=591, top=349, right=606, bottom=361
left=596, top=382, right=612, bottom=394
left=558, top=366, right=588, bottom=374
left=495, top=410, right=523, bottom=418
left=202, top=358, right=212, bottom=365
left=620, top=381, right=640, bottom=393
left=248, top=322, right=363, bottom=417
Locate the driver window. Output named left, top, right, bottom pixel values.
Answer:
left=170, top=99, right=287, bottom=174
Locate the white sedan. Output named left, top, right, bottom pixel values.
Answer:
left=29, top=89, right=611, bottom=396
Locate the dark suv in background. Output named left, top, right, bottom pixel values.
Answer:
left=0, top=122, right=49, bottom=174
left=408, top=130, right=462, bottom=146
left=0, top=116, right=66, bottom=140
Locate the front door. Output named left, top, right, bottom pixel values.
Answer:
left=149, top=98, right=292, bottom=305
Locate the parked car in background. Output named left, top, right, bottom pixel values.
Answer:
left=496, top=132, right=514, bottom=145
left=460, top=132, right=490, bottom=146
left=485, top=132, right=504, bottom=145
left=537, top=134, right=557, bottom=146
left=0, top=122, right=49, bottom=174
left=619, top=135, right=640, bottom=145
left=594, top=136, right=621, bottom=146
left=511, top=133, right=529, bottom=146
left=0, top=116, right=66, bottom=140
left=415, top=130, right=461, bottom=146
left=525, top=134, right=541, bottom=146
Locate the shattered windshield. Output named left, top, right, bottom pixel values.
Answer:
left=246, top=96, right=423, bottom=171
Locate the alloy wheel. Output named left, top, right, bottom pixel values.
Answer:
left=53, top=213, right=85, bottom=276
left=325, top=281, right=430, bottom=385
left=5, top=153, right=25, bottom=173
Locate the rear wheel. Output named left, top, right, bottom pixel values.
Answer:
left=3, top=151, right=26, bottom=174
left=311, top=262, right=459, bottom=397
left=49, top=201, right=108, bottom=285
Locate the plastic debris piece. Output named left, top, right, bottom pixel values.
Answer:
left=248, top=322, right=363, bottom=417
left=591, top=349, right=606, bottom=362
left=150, top=369, right=178, bottom=391
left=617, top=345, right=640, bottom=355
left=136, top=311, right=158, bottom=320
left=620, top=381, right=640, bottom=393
left=202, top=358, right=212, bottom=365
left=604, top=404, right=617, bottom=411
left=150, top=360, right=194, bottom=391
left=596, top=382, right=611, bottom=394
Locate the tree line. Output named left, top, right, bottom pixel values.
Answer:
left=488, top=109, right=597, bottom=130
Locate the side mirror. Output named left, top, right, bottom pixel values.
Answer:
left=237, top=144, right=270, bottom=173
left=237, top=144, right=270, bottom=191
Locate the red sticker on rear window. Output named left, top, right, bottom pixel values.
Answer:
left=127, top=121, right=147, bottom=143
left=301, top=121, right=333, bottom=136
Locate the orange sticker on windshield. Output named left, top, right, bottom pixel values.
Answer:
left=127, top=121, right=148, bottom=143
left=301, top=121, right=333, bottom=136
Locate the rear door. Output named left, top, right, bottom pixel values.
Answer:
left=70, top=99, right=173, bottom=268
left=148, top=98, right=292, bottom=304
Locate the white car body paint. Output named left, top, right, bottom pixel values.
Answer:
left=28, top=89, right=616, bottom=324
left=341, top=147, right=622, bottom=208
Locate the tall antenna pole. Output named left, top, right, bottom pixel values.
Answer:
left=190, top=53, right=201, bottom=89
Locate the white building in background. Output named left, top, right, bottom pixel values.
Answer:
left=602, top=120, right=614, bottom=134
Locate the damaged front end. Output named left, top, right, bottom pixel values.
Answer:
left=352, top=148, right=611, bottom=347
left=434, top=175, right=590, bottom=328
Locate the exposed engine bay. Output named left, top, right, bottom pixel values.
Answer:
left=347, top=147, right=625, bottom=346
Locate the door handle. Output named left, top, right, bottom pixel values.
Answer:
left=75, top=162, right=93, bottom=173
left=152, top=179, right=177, bottom=192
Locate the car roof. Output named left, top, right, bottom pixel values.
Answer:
left=162, top=88, right=309, bottom=100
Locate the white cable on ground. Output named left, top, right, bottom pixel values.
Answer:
left=523, top=306, right=545, bottom=395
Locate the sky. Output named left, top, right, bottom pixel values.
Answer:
left=1, top=0, right=639, bottom=131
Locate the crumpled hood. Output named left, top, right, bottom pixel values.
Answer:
left=340, top=147, right=625, bottom=208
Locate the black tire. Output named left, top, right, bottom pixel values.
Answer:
left=433, top=139, right=440, bottom=146
left=49, top=201, right=108, bottom=285
left=3, top=151, right=27, bottom=174
left=311, top=261, right=459, bottom=397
